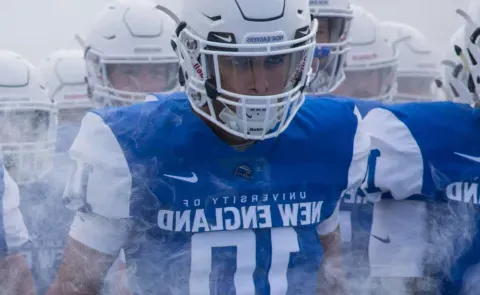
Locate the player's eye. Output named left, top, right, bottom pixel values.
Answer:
left=231, top=56, right=249, bottom=68
left=122, top=65, right=138, bottom=76
left=264, top=54, right=286, bottom=69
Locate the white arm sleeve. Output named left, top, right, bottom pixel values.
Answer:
left=316, top=106, right=370, bottom=236
left=2, top=165, right=29, bottom=253
left=65, top=112, right=135, bottom=255
left=362, top=108, right=423, bottom=200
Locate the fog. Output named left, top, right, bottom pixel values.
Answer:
left=0, top=0, right=471, bottom=64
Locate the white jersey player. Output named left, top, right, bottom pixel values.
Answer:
left=0, top=50, right=56, bottom=294
left=307, top=0, right=353, bottom=95
left=381, top=22, right=441, bottom=103
left=79, top=0, right=180, bottom=108
left=333, top=6, right=400, bottom=101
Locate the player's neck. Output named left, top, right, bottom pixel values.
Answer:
left=207, top=120, right=256, bottom=148
left=194, top=108, right=255, bottom=149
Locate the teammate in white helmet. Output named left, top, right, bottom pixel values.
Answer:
left=47, top=0, right=370, bottom=294
left=80, top=0, right=180, bottom=107
left=0, top=50, right=53, bottom=295
left=38, top=48, right=91, bottom=154
left=308, top=0, right=353, bottom=95
left=458, top=2, right=480, bottom=104
left=436, top=27, right=472, bottom=104
left=381, top=22, right=441, bottom=103
left=33, top=48, right=94, bottom=294
left=334, top=6, right=400, bottom=101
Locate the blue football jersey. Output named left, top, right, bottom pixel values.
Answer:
left=64, top=92, right=370, bottom=295
left=358, top=101, right=480, bottom=292
left=322, top=97, right=382, bottom=283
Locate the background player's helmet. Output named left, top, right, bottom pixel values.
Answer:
left=0, top=50, right=57, bottom=185
left=381, top=22, right=440, bottom=103
left=82, top=0, right=179, bottom=107
left=171, top=0, right=317, bottom=140
left=307, top=0, right=353, bottom=95
left=437, top=27, right=472, bottom=104
left=37, top=49, right=91, bottom=124
left=334, top=6, right=399, bottom=101
left=457, top=3, right=480, bottom=104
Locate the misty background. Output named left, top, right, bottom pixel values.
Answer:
left=0, top=0, right=471, bottom=65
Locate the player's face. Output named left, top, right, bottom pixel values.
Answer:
left=217, top=54, right=293, bottom=97
left=312, top=19, right=331, bottom=71
left=316, top=18, right=331, bottom=43
left=106, top=63, right=178, bottom=93
left=334, top=68, right=394, bottom=99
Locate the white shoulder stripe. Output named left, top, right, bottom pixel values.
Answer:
left=68, top=112, right=132, bottom=219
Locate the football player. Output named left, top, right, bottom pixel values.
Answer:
left=351, top=5, right=480, bottom=294
left=0, top=50, right=54, bottom=294
left=381, top=22, right=441, bottom=103
left=37, top=48, right=91, bottom=156
left=333, top=6, right=399, bottom=102
left=308, top=0, right=353, bottom=95
left=79, top=0, right=180, bottom=108
left=47, top=0, right=370, bottom=294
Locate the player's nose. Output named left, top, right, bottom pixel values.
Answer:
left=249, top=64, right=269, bottom=95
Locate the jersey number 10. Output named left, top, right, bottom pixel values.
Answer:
left=190, top=227, right=300, bottom=294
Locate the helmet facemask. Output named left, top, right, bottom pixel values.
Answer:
left=85, top=49, right=180, bottom=107
left=0, top=103, right=58, bottom=185
left=309, top=15, right=352, bottom=95
left=394, top=73, right=439, bottom=102
left=174, top=20, right=318, bottom=140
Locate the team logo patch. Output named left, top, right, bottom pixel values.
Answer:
left=234, top=165, right=253, bottom=179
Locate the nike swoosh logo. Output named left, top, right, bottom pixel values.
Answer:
left=213, top=34, right=232, bottom=43
left=163, top=172, right=198, bottom=183
left=454, top=152, right=480, bottom=163
left=371, top=234, right=391, bottom=244
left=246, top=113, right=252, bottom=119
left=299, top=28, right=310, bottom=35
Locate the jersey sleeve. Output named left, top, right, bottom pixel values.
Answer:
left=317, top=106, right=370, bottom=235
left=360, top=107, right=424, bottom=201
left=1, top=165, right=29, bottom=255
left=65, top=112, right=135, bottom=255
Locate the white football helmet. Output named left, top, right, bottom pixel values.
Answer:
left=437, top=27, right=472, bottom=104
left=381, top=22, right=440, bottom=103
left=82, top=0, right=180, bottom=107
left=169, top=0, right=317, bottom=140
left=37, top=49, right=91, bottom=124
left=307, top=0, right=353, bottom=95
left=0, top=51, right=58, bottom=185
left=334, top=6, right=399, bottom=101
left=457, top=4, right=480, bottom=104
